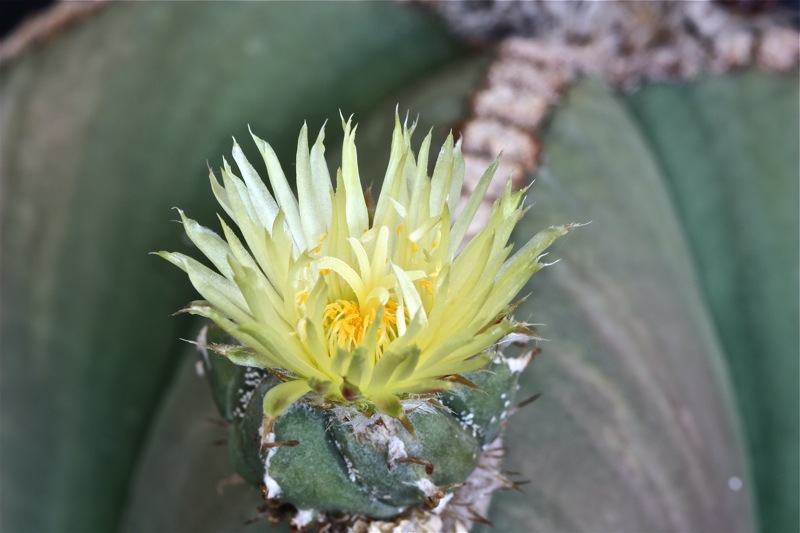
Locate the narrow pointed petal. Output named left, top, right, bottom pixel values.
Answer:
left=408, top=130, right=433, bottom=227
left=178, top=210, right=235, bottom=280
left=341, top=118, right=369, bottom=235
left=250, top=131, right=307, bottom=251
left=231, top=138, right=279, bottom=231
left=347, top=237, right=371, bottom=279
left=429, top=132, right=455, bottom=218
left=392, top=264, right=427, bottom=325
left=157, top=251, right=251, bottom=324
left=298, top=123, right=333, bottom=244
left=160, top=113, right=572, bottom=420
left=317, top=256, right=366, bottom=302
left=447, top=139, right=465, bottom=215
left=373, top=112, right=407, bottom=226
left=448, top=153, right=501, bottom=258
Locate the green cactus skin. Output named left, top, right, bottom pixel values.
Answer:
left=440, top=351, right=531, bottom=446
left=328, top=405, right=481, bottom=508
left=200, top=327, right=530, bottom=520
left=269, top=404, right=404, bottom=518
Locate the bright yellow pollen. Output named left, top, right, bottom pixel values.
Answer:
left=432, top=229, right=441, bottom=251
left=323, top=299, right=399, bottom=354
left=418, top=279, right=434, bottom=295
left=320, top=268, right=331, bottom=275
left=313, top=233, right=328, bottom=254
left=396, top=224, right=403, bottom=235
left=296, top=292, right=310, bottom=306
left=412, top=243, right=419, bottom=253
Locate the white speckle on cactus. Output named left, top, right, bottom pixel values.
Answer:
left=233, top=369, right=268, bottom=419
left=496, top=332, right=533, bottom=348
left=431, top=492, right=454, bottom=515
left=259, top=422, right=282, bottom=498
left=312, top=435, right=513, bottom=531
left=293, top=509, right=315, bottom=528
left=387, top=435, right=407, bottom=467
left=344, top=455, right=358, bottom=483
left=456, top=411, right=480, bottom=438
left=330, top=435, right=362, bottom=483
left=263, top=452, right=281, bottom=498
left=415, top=478, right=439, bottom=498
left=504, top=350, right=534, bottom=374
left=335, top=408, right=410, bottom=466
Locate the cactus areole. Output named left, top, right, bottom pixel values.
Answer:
left=158, top=112, right=572, bottom=529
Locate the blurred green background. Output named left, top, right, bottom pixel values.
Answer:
left=1, top=3, right=797, bottom=532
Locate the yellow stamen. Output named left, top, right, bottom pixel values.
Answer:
left=418, top=279, right=434, bottom=295
left=396, top=224, right=403, bottom=235
left=323, top=299, right=399, bottom=354
left=296, top=292, right=310, bottom=306
left=313, top=233, right=328, bottom=254
left=432, top=229, right=441, bottom=251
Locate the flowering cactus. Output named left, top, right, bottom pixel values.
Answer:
left=159, top=113, right=570, bottom=528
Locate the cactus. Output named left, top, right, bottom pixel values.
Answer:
left=2, top=2, right=796, bottom=532
left=201, top=323, right=531, bottom=528
left=158, top=114, right=570, bottom=528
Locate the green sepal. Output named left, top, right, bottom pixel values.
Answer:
left=207, top=344, right=265, bottom=368
left=262, top=379, right=313, bottom=418
left=371, top=394, right=416, bottom=438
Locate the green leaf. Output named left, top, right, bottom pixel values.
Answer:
left=118, top=351, right=267, bottom=532
left=479, top=77, right=756, bottom=532
left=623, top=70, right=799, bottom=533
left=0, top=3, right=463, bottom=531
left=121, top=62, right=778, bottom=531
left=12, top=3, right=786, bottom=528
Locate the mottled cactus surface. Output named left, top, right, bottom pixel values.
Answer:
left=202, top=325, right=529, bottom=522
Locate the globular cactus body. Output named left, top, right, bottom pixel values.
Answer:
left=163, top=114, right=568, bottom=528
left=202, top=327, right=529, bottom=523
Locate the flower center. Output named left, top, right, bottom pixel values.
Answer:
left=323, top=299, right=398, bottom=355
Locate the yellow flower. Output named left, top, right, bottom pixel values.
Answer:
left=159, top=113, right=569, bottom=421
